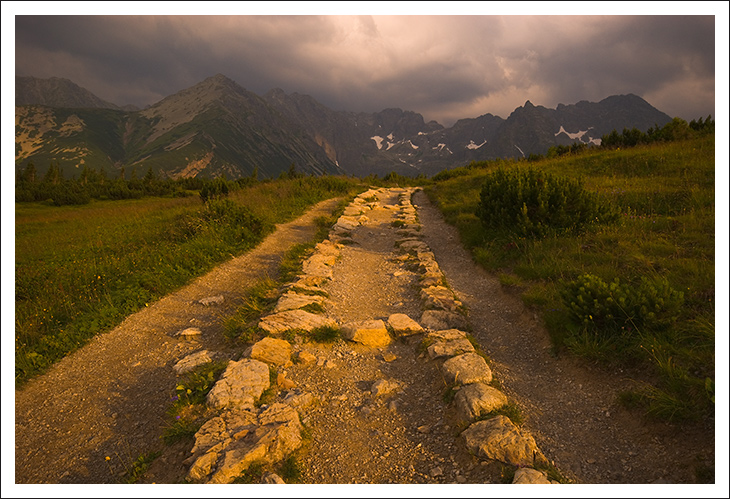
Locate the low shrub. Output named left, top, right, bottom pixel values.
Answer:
left=476, top=168, right=618, bottom=238
left=561, top=273, right=684, bottom=333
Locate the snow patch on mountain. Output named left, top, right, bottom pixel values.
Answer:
left=371, top=136, right=384, bottom=150
left=433, top=143, right=452, bottom=154
left=555, top=126, right=593, bottom=141
left=555, top=125, right=603, bottom=146
left=466, top=140, right=486, bottom=150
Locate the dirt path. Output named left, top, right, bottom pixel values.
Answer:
left=13, top=188, right=715, bottom=487
left=14, top=197, right=343, bottom=484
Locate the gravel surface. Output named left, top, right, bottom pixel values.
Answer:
left=12, top=188, right=716, bottom=491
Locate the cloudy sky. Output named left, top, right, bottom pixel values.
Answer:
left=7, top=3, right=724, bottom=127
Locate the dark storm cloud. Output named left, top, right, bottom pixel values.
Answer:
left=11, top=11, right=720, bottom=126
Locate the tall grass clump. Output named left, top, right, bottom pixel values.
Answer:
left=425, top=134, right=715, bottom=423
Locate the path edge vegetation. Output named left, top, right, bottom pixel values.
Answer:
left=424, top=121, right=715, bottom=425
left=14, top=174, right=364, bottom=386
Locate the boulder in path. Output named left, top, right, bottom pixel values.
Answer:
left=425, top=329, right=475, bottom=359
left=206, top=359, right=271, bottom=410
left=245, top=337, right=292, bottom=367
left=441, top=352, right=493, bottom=386
left=420, top=309, right=469, bottom=331
left=461, top=415, right=544, bottom=468
left=258, top=310, right=338, bottom=335
left=189, top=403, right=303, bottom=484
left=421, top=285, right=463, bottom=312
left=341, top=320, right=392, bottom=347
left=454, top=382, right=508, bottom=423
left=387, top=313, right=424, bottom=336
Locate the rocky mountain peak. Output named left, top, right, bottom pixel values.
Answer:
left=15, top=75, right=123, bottom=110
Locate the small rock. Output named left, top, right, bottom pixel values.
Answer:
left=199, top=295, right=224, bottom=306
left=296, top=350, right=317, bottom=365
left=176, top=327, right=202, bottom=338
left=371, top=379, right=400, bottom=397
left=513, top=468, right=551, bottom=484
left=262, top=472, right=286, bottom=484
left=173, top=350, right=214, bottom=375
left=276, top=373, right=297, bottom=390
left=382, top=352, right=397, bottom=362
left=430, top=467, right=443, bottom=477
left=417, top=425, right=431, bottom=434
left=324, top=360, right=336, bottom=369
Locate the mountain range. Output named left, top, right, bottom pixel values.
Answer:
left=15, top=74, right=673, bottom=179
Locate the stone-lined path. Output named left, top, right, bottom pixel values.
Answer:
left=181, top=188, right=557, bottom=484
left=14, top=186, right=714, bottom=487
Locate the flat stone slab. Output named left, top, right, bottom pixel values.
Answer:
left=258, top=310, right=338, bottom=335
left=454, top=382, right=508, bottom=423
left=387, top=313, right=424, bottom=336
left=441, top=352, right=493, bottom=386
left=420, top=309, right=469, bottom=331
left=398, top=240, right=429, bottom=254
left=334, top=216, right=361, bottom=231
left=426, top=329, right=475, bottom=359
left=206, top=359, right=270, bottom=410
left=273, top=292, right=328, bottom=313
left=461, top=415, right=543, bottom=468
left=301, top=255, right=335, bottom=279
left=341, top=320, right=392, bottom=347
left=189, top=403, right=303, bottom=484
left=173, top=350, right=214, bottom=375
left=371, top=378, right=401, bottom=397
left=245, top=337, right=292, bottom=367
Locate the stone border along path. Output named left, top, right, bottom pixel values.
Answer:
left=179, top=187, right=561, bottom=485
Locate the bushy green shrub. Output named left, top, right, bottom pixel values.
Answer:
left=561, top=273, right=684, bottom=333
left=476, top=168, right=618, bottom=238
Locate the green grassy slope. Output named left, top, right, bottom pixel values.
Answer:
left=425, top=135, right=715, bottom=422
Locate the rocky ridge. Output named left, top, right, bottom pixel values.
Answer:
left=174, top=187, right=560, bottom=484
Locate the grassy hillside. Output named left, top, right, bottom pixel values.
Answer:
left=15, top=176, right=362, bottom=386
left=425, top=135, right=715, bottom=422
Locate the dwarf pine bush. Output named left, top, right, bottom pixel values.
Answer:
left=561, top=273, right=684, bottom=333
left=476, top=168, right=618, bottom=238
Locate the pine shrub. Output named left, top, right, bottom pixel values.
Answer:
left=561, top=273, right=684, bottom=333
left=476, top=168, right=617, bottom=238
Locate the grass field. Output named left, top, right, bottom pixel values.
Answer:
left=425, top=135, right=716, bottom=422
left=14, top=176, right=362, bottom=386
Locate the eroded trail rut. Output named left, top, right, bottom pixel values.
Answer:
left=15, top=188, right=712, bottom=486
